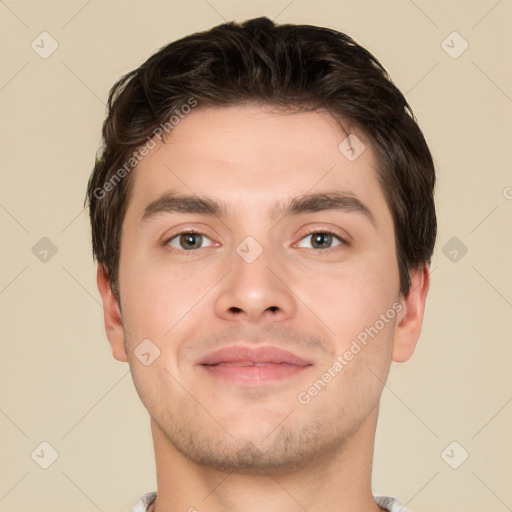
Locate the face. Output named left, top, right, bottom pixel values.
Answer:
left=100, top=105, right=426, bottom=474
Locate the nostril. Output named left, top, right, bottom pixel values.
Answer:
left=268, top=306, right=279, bottom=313
left=229, top=307, right=243, bottom=313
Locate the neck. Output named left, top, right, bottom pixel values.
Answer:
left=149, top=406, right=382, bottom=512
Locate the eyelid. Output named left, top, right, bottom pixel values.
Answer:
left=294, top=232, right=345, bottom=251
left=160, top=225, right=351, bottom=251
left=295, top=225, right=351, bottom=246
left=162, top=227, right=217, bottom=248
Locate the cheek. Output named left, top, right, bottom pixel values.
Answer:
left=290, top=256, right=398, bottom=345
left=119, top=250, right=217, bottom=346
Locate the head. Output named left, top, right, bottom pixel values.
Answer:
left=87, top=17, right=435, bottom=474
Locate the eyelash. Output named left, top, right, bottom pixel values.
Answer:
left=163, top=228, right=349, bottom=253
left=299, top=228, right=349, bottom=249
left=163, top=229, right=212, bottom=252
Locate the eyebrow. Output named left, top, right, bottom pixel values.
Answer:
left=141, top=191, right=375, bottom=226
left=272, top=191, right=375, bottom=226
left=142, top=193, right=226, bottom=222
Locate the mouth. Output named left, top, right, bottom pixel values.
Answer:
left=196, top=345, right=313, bottom=385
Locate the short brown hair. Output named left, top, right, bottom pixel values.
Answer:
left=86, top=17, right=436, bottom=301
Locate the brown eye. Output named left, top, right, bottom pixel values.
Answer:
left=167, top=232, right=212, bottom=250
left=297, top=231, right=344, bottom=249
left=311, top=233, right=333, bottom=249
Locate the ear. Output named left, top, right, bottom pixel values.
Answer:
left=392, top=265, right=431, bottom=363
left=96, top=265, right=128, bottom=362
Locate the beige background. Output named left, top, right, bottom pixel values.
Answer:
left=1, top=1, right=511, bottom=511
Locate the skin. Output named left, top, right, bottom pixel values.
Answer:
left=97, top=105, right=430, bottom=512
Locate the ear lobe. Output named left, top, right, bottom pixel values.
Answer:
left=96, top=265, right=128, bottom=362
left=392, top=265, right=431, bottom=363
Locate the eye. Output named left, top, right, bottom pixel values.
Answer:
left=166, top=231, right=214, bottom=251
left=296, top=231, right=345, bottom=250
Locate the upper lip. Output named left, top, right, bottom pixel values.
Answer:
left=196, top=345, right=313, bottom=366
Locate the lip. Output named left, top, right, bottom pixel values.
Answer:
left=196, top=345, right=312, bottom=366
left=196, top=345, right=313, bottom=385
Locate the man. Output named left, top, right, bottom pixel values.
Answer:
left=87, top=16, right=436, bottom=512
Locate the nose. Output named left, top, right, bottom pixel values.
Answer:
left=214, top=242, right=297, bottom=324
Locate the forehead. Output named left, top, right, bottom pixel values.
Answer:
left=124, top=105, right=390, bottom=225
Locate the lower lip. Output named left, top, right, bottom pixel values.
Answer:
left=199, top=363, right=310, bottom=384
